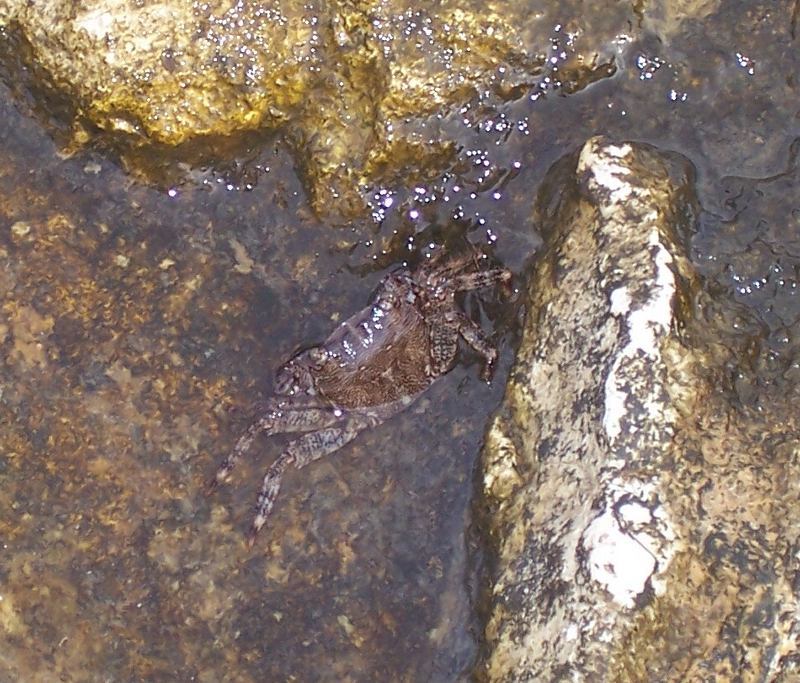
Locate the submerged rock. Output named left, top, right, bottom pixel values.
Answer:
left=0, top=0, right=626, bottom=220
left=478, top=138, right=800, bottom=680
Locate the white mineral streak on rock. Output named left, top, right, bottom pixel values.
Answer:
left=583, top=506, right=655, bottom=609
left=578, top=141, right=633, bottom=206
left=601, top=233, right=674, bottom=441
left=578, top=140, right=677, bottom=445
left=73, top=6, right=115, bottom=39
left=583, top=475, right=677, bottom=611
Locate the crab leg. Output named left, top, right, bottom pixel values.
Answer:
left=246, top=417, right=370, bottom=546
left=428, top=301, right=502, bottom=378
left=428, top=313, right=460, bottom=376
left=244, top=399, right=414, bottom=545
left=206, top=400, right=343, bottom=493
left=450, top=268, right=511, bottom=292
left=456, top=312, right=499, bottom=380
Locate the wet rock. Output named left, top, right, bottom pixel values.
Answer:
left=478, top=137, right=800, bottom=680
left=0, top=0, right=323, bottom=152
left=0, top=112, right=493, bottom=680
left=0, top=0, right=627, bottom=221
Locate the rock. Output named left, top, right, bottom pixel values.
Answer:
left=0, top=0, right=628, bottom=221
left=478, top=138, right=800, bottom=680
left=0, top=1, right=323, bottom=141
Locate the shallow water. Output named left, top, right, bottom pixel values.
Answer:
left=1, top=1, right=800, bottom=681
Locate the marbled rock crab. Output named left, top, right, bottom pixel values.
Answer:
left=208, top=251, right=511, bottom=545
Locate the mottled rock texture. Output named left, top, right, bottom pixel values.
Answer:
left=479, top=137, right=800, bottom=681
left=0, top=0, right=626, bottom=220
left=0, top=93, right=500, bottom=681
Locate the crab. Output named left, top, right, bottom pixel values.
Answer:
left=208, top=250, right=512, bottom=546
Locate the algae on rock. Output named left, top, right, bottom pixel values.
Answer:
left=0, top=0, right=627, bottom=220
